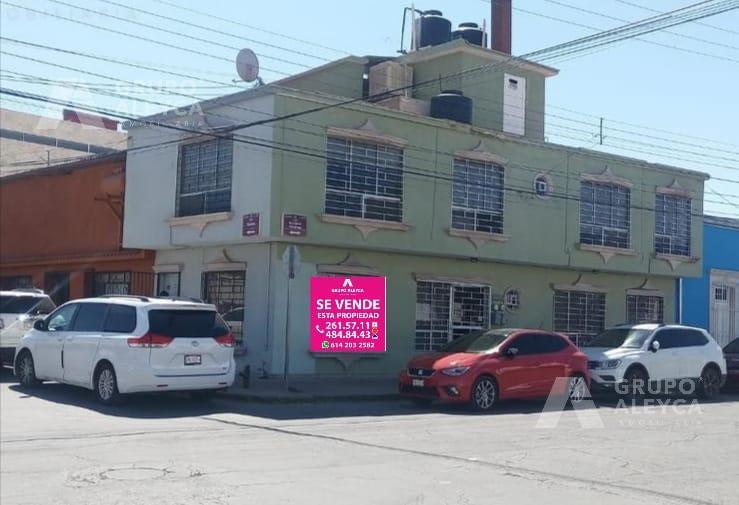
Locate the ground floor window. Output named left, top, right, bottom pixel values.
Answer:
left=44, top=272, right=70, bottom=305
left=156, top=272, right=181, bottom=297
left=0, top=275, right=33, bottom=290
left=415, top=281, right=491, bottom=351
left=202, top=271, right=246, bottom=349
left=626, top=294, right=664, bottom=324
left=553, top=290, right=606, bottom=346
left=93, top=272, right=131, bottom=295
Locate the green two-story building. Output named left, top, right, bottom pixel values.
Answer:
left=123, top=38, right=708, bottom=378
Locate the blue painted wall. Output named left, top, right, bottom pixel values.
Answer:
left=680, top=218, right=739, bottom=329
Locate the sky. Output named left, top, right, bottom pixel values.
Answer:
left=0, top=0, right=737, bottom=216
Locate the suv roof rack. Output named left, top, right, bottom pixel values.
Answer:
left=11, top=288, right=45, bottom=294
left=97, top=294, right=150, bottom=302
left=159, top=296, right=205, bottom=303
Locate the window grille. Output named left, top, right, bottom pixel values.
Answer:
left=580, top=181, right=630, bottom=249
left=177, top=137, right=233, bottom=217
left=415, top=281, right=491, bottom=351
left=655, top=194, right=691, bottom=257
left=202, top=271, right=246, bottom=349
left=324, top=136, right=403, bottom=222
left=452, top=158, right=504, bottom=234
left=553, top=290, right=606, bottom=346
left=626, top=294, right=664, bottom=324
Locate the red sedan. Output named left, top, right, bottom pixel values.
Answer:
left=399, top=328, right=590, bottom=411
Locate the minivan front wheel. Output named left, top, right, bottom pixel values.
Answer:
left=471, top=376, right=497, bottom=411
left=15, top=351, right=40, bottom=388
left=94, top=363, right=120, bottom=405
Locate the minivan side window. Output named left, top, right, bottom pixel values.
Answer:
left=72, top=303, right=109, bottom=332
left=103, top=305, right=137, bottom=333
left=46, top=304, right=79, bottom=332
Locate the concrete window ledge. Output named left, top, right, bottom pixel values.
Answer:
left=167, top=211, right=232, bottom=236
left=578, top=243, right=637, bottom=264
left=447, top=228, right=509, bottom=249
left=655, top=253, right=698, bottom=271
left=319, top=214, right=411, bottom=239
left=310, top=352, right=385, bottom=371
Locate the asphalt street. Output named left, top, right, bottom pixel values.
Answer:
left=1, top=368, right=738, bottom=505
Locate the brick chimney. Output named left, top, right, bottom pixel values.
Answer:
left=491, top=0, right=512, bottom=54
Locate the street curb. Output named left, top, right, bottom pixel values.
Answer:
left=216, top=391, right=402, bottom=404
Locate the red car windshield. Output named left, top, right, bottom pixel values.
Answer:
left=440, top=330, right=510, bottom=353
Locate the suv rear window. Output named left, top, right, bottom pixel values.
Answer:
left=148, top=309, right=229, bottom=338
left=0, top=295, right=55, bottom=315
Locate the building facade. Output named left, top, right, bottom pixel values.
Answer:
left=0, top=108, right=126, bottom=177
left=123, top=40, right=707, bottom=377
left=0, top=153, right=154, bottom=304
left=680, top=216, right=739, bottom=347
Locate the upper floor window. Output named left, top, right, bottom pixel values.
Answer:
left=324, top=136, right=403, bottom=222
left=176, top=137, right=233, bottom=217
left=580, top=181, right=630, bottom=249
left=452, top=158, right=504, bottom=234
left=655, top=194, right=691, bottom=257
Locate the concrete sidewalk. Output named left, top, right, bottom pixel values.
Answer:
left=218, top=376, right=400, bottom=402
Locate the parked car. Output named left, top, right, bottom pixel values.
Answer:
left=723, top=338, right=739, bottom=390
left=13, top=295, right=236, bottom=404
left=399, top=328, right=590, bottom=411
left=0, top=289, right=56, bottom=367
left=583, top=324, right=726, bottom=399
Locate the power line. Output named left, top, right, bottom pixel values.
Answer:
left=3, top=86, right=737, bottom=218
left=541, top=0, right=739, bottom=52
left=609, top=0, right=739, bottom=36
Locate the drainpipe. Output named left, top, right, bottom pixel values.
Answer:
left=678, top=278, right=684, bottom=324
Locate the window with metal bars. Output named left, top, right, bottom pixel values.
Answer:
left=201, top=271, right=245, bottom=349
left=176, top=137, right=233, bottom=217
left=415, top=281, right=491, bottom=351
left=452, top=158, right=504, bottom=234
left=655, top=194, right=691, bottom=257
left=553, top=290, right=606, bottom=346
left=0, top=275, right=33, bottom=290
left=580, top=181, right=630, bottom=249
left=324, top=136, right=403, bottom=222
left=93, top=272, right=131, bottom=295
left=626, top=295, right=664, bottom=324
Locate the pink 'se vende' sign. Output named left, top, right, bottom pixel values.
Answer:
left=310, top=276, right=386, bottom=353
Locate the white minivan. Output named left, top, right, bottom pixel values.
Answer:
left=14, top=295, right=236, bottom=404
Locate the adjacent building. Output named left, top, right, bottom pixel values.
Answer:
left=122, top=37, right=708, bottom=378
left=0, top=152, right=154, bottom=305
left=680, top=216, right=739, bottom=347
left=0, top=108, right=126, bottom=177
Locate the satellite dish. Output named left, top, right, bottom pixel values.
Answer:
left=236, top=48, right=260, bottom=83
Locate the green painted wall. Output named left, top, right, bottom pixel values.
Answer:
left=271, top=93, right=705, bottom=280
left=267, top=243, right=677, bottom=377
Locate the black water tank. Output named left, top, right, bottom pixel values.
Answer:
left=452, top=22, right=487, bottom=47
left=418, top=10, right=451, bottom=48
left=430, top=90, right=473, bottom=124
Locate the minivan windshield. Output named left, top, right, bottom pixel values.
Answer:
left=584, top=328, right=652, bottom=349
left=440, top=330, right=510, bottom=353
left=148, top=309, right=230, bottom=338
left=0, top=295, right=52, bottom=315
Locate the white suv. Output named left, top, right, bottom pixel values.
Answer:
left=14, top=295, right=236, bottom=404
left=584, top=324, right=727, bottom=399
left=1, top=289, right=56, bottom=367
